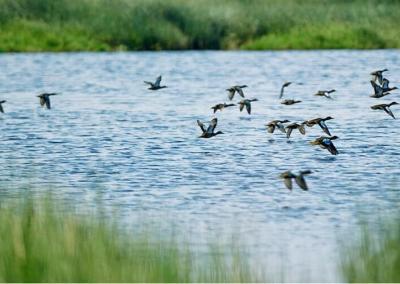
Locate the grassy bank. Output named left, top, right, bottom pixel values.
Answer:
left=0, top=0, right=399, bottom=51
left=0, top=197, right=258, bottom=282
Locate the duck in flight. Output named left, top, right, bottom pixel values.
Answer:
left=144, top=75, right=167, bottom=90
left=371, top=69, right=388, bottom=85
left=280, top=170, right=312, bottom=191
left=314, top=90, right=336, bottom=99
left=305, top=116, right=334, bottom=136
left=238, top=98, right=258, bottom=114
left=227, top=85, right=247, bottom=100
left=37, top=93, right=58, bottom=109
left=370, top=81, right=391, bottom=98
left=285, top=122, right=306, bottom=139
left=211, top=103, right=235, bottom=113
left=0, top=100, right=6, bottom=113
left=281, top=99, right=301, bottom=105
left=371, top=102, right=398, bottom=119
left=279, top=82, right=292, bottom=99
left=266, top=119, right=290, bottom=134
left=310, top=136, right=339, bottom=155
left=197, top=118, right=223, bottom=138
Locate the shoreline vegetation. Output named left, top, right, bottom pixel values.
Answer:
left=0, top=0, right=400, bottom=52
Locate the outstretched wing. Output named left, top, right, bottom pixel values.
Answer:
left=370, top=80, right=381, bottom=95
left=383, top=106, right=396, bottom=119
left=318, top=121, right=331, bottom=136
left=45, top=97, right=51, bottom=109
left=286, top=127, right=293, bottom=139
left=206, top=118, right=218, bottom=134
left=245, top=101, right=251, bottom=114
left=144, top=81, right=154, bottom=87
left=236, top=87, right=245, bottom=98
left=382, top=78, right=389, bottom=90
left=277, top=123, right=286, bottom=133
left=323, top=139, right=338, bottom=155
left=197, top=120, right=206, bottom=133
left=227, top=89, right=235, bottom=100
left=239, top=103, right=244, bottom=112
left=295, top=176, right=308, bottom=190
left=283, top=178, right=293, bottom=190
left=154, top=76, right=162, bottom=88
left=267, top=124, right=275, bottom=133
left=0, top=104, right=3, bottom=113
left=298, top=124, right=306, bottom=135
left=39, top=97, right=46, bottom=107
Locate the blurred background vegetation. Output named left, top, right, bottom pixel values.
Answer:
left=0, top=0, right=399, bottom=51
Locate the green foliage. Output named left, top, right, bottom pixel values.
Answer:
left=0, top=197, right=258, bottom=282
left=0, top=0, right=399, bottom=51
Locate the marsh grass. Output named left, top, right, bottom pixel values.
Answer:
left=0, top=0, right=399, bottom=51
left=340, top=219, right=400, bottom=283
left=0, top=197, right=259, bottom=282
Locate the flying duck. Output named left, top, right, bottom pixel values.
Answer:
left=371, top=69, right=388, bottom=84
left=310, top=136, right=339, bottom=155
left=227, top=85, right=247, bottom=100
left=211, top=103, right=235, bottom=113
left=37, top=93, right=58, bottom=109
left=266, top=119, right=290, bottom=134
left=371, top=102, right=398, bottom=119
left=144, top=75, right=167, bottom=90
left=238, top=98, right=258, bottom=114
left=197, top=118, right=223, bottom=138
left=279, top=82, right=292, bottom=99
left=280, top=170, right=312, bottom=191
left=305, top=116, right=334, bottom=136
left=281, top=99, right=301, bottom=105
left=370, top=81, right=391, bottom=98
left=0, top=100, right=6, bottom=113
left=285, top=122, right=306, bottom=139
left=314, top=90, right=336, bottom=99
left=381, top=78, right=398, bottom=93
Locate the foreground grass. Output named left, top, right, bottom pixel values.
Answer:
left=340, top=219, right=400, bottom=282
left=0, top=0, right=399, bottom=51
left=0, top=198, right=258, bottom=282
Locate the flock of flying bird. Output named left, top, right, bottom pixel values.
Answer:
left=143, top=70, right=398, bottom=191
left=0, top=70, right=397, bottom=192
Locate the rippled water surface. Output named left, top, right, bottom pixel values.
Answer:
left=1, top=51, right=399, bottom=280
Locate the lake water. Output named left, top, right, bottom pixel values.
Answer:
left=0, top=50, right=399, bottom=281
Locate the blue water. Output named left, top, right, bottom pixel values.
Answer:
left=1, top=50, right=399, bottom=281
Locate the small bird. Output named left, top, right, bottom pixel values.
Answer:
left=305, top=116, right=334, bottom=136
left=238, top=98, right=258, bottom=114
left=279, top=82, right=292, bottom=99
left=266, top=119, right=290, bottom=134
left=144, top=75, right=167, bottom=90
left=310, top=136, right=339, bottom=155
left=211, top=103, right=235, bottom=113
left=314, top=90, right=336, bottom=99
left=281, top=99, right=301, bottom=105
left=381, top=78, right=398, bottom=93
left=37, top=93, right=58, bottom=109
left=371, top=69, right=388, bottom=84
left=197, top=118, right=223, bottom=138
left=371, top=102, right=398, bottom=119
left=226, top=85, right=247, bottom=100
left=0, top=100, right=6, bottom=113
left=285, top=122, right=306, bottom=139
left=280, top=170, right=312, bottom=191
left=370, top=81, right=391, bottom=98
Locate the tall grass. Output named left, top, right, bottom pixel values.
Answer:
left=0, top=197, right=259, bottom=282
left=0, top=0, right=399, bottom=51
left=340, top=218, right=400, bottom=282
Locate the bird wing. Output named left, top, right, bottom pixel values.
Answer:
left=206, top=118, right=218, bottom=134
left=0, top=104, right=3, bottom=113
left=323, top=139, right=338, bottom=155
left=382, top=78, right=389, bottom=89
left=286, top=127, right=293, bottom=139
left=267, top=124, right=275, bottom=133
left=197, top=120, right=206, bottom=133
left=245, top=101, right=251, bottom=114
left=377, top=73, right=383, bottom=85
left=39, top=97, right=46, bottom=106
left=295, top=176, right=308, bottom=190
left=279, top=85, right=285, bottom=99
left=228, top=89, right=235, bottom=100
left=239, top=102, right=244, bottom=112
left=236, top=87, right=245, bottom=98
left=298, top=124, right=306, bottom=135
left=383, top=106, right=396, bottom=119
left=277, top=123, right=286, bottom=133
left=283, top=178, right=293, bottom=190
left=45, top=96, right=51, bottom=109
left=154, top=76, right=162, bottom=87
left=144, top=81, right=154, bottom=87
left=318, top=121, right=331, bottom=136
left=370, top=80, right=381, bottom=94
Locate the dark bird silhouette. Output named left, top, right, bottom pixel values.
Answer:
left=144, top=75, right=167, bottom=90
left=37, top=93, right=58, bottom=109
left=238, top=99, right=258, bottom=114
left=281, top=99, right=301, bottom=105
left=310, top=136, right=339, bottom=155
left=0, top=100, right=6, bottom=113
left=371, top=102, right=398, bottom=119
left=381, top=78, right=398, bottom=93
left=211, top=103, right=235, bottom=113
left=314, top=90, right=336, bottom=99
left=279, top=82, right=292, bottom=99
left=285, top=122, right=306, bottom=138
left=370, top=81, right=391, bottom=98
left=280, top=170, right=312, bottom=191
left=266, top=119, right=290, bottom=134
left=305, top=116, right=334, bottom=136
left=371, top=69, right=388, bottom=85
left=197, top=118, right=224, bottom=138
left=226, top=85, right=247, bottom=100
